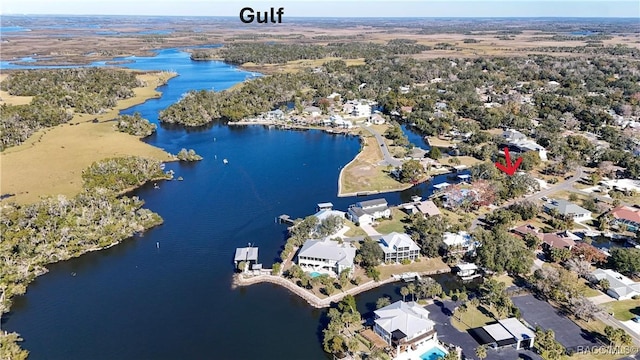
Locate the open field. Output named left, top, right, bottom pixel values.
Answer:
left=0, top=72, right=176, bottom=204
left=240, top=57, right=365, bottom=74
left=376, top=257, right=449, bottom=280
left=0, top=74, right=34, bottom=105
left=339, top=132, right=411, bottom=196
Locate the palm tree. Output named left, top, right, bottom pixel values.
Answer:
left=475, top=345, right=487, bottom=360
left=400, top=286, right=409, bottom=302
left=407, top=283, right=417, bottom=301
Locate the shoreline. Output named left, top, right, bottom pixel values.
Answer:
left=232, top=267, right=451, bottom=308
left=0, top=71, right=178, bottom=205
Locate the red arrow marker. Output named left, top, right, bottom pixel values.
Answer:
left=496, top=147, right=523, bottom=176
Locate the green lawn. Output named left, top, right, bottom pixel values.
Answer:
left=451, top=303, right=496, bottom=331
left=603, top=299, right=640, bottom=321
left=344, top=220, right=367, bottom=237
left=375, top=208, right=408, bottom=234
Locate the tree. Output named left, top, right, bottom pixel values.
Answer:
left=271, top=262, right=281, bottom=275
left=399, top=159, right=425, bottom=183
left=572, top=242, right=607, bottom=264
left=400, top=286, right=410, bottom=301
left=475, top=345, right=487, bottom=360
left=407, top=283, right=417, bottom=301
left=358, top=237, right=384, bottom=269
left=376, top=296, right=391, bottom=309
left=599, top=279, right=610, bottom=292
left=339, top=268, right=350, bottom=289
left=609, top=248, right=640, bottom=277
left=428, top=147, right=442, bottom=160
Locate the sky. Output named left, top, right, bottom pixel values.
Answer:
left=1, top=0, right=639, bottom=18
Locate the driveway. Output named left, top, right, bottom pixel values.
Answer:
left=512, top=294, right=599, bottom=351
left=359, top=222, right=380, bottom=236
left=425, top=300, right=541, bottom=360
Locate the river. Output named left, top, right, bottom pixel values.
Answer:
left=3, top=48, right=470, bottom=360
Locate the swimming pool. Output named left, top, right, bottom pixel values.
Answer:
left=310, top=272, right=322, bottom=278
left=420, top=347, right=447, bottom=360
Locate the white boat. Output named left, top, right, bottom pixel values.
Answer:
left=223, top=159, right=228, bottom=164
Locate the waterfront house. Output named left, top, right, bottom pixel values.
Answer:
left=442, top=231, right=477, bottom=255
left=353, top=103, right=372, bottom=117
left=416, top=200, right=441, bottom=217
left=378, top=232, right=420, bottom=263
left=591, top=268, right=640, bottom=300
left=369, top=112, right=386, bottom=125
left=610, top=205, right=640, bottom=232
left=541, top=230, right=579, bottom=251
left=442, top=231, right=479, bottom=254
left=265, top=109, right=284, bottom=120
left=234, top=247, right=258, bottom=272
left=348, top=198, right=391, bottom=225
left=543, top=199, right=592, bottom=221
left=297, top=238, right=356, bottom=277
left=470, top=318, right=535, bottom=350
left=373, top=301, right=438, bottom=357
left=304, top=106, right=321, bottom=117
left=312, top=208, right=346, bottom=237
left=456, top=263, right=479, bottom=277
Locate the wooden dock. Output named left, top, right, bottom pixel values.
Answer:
left=278, top=214, right=296, bottom=225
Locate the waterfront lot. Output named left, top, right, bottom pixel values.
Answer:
left=512, top=294, right=599, bottom=351
left=425, top=300, right=541, bottom=360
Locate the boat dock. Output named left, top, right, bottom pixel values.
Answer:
left=277, top=215, right=296, bottom=225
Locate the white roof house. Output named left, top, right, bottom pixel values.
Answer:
left=373, top=301, right=436, bottom=351
left=443, top=232, right=477, bottom=254
left=543, top=199, right=592, bottom=221
left=592, top=268, right=640, bottom=300
left=379, top=232, right=420, bottom=263
left=313, top=209, right=346, bottom=224
left=297, top=239, right=356, bottom=276
left=443, top=231, right=472, bottom=247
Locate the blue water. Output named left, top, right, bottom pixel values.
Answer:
left=421, top=347, right=447, bottom=360
left=2, top=48, right=468, bottom=359
left=402, top=124, right=431, bottom=150
left=0, top=26, right=31, bottom=33
left=310, top=272, right=322, bottom=278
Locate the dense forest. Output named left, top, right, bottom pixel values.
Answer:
left=201, top=39, right=431, bottom=65
left=0, top=68, right=143, bottom=150
left=0, top=156, right=171, bottom=358
left=115, top=112, right=157, bottom=137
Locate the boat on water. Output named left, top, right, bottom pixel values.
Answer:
left=223, top=159, right=228, bottom=164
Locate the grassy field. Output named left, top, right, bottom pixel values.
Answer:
left=241, top=57, right=365, bottom=74
left=374, top=208, right=409, bottom=234
left=446, top=155, right=483, bottom=167
left=376, top=257, right=449, bottom=280
left=451, top=303, right=497, bottom=331
left=603, top=299, right=640, bottom=321
left=339, top=132, right=411, bottom=196
left=344, top=220, right=368, bottom=237
left=0, top=74, right=34, bottom=105
left=426, top=136, right=455, bottom=148
left=0, top=72, right=176, bottom=204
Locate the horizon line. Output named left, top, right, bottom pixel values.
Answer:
left=3, top=14, right=639, bottom=19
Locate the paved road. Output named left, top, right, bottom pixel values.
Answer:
left=359, top=124, right=403, bottom=167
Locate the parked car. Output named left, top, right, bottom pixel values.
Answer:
left=633, top=316, right=640, bottom=323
